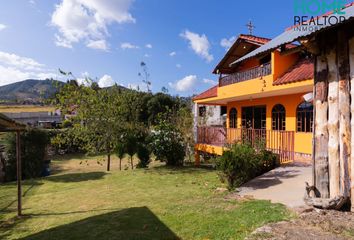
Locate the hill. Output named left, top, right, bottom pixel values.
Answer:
left=0, top=79, right=65, bottom=103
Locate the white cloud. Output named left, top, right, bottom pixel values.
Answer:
left=169, top=75, right=197, bottom=92
left=169, top=51, right=176, bottom=57
left=144, top=54, right=150, bottom=58
left=180, top=30, right=213, bottom=62
left=86, top=39, right=108, bottom=51
left=98, top=74, right=115, bottom=87
left=51, top=0, right=135, bottom=49
left=0, top=51, right=58, bottom=86
left=0, top=51, right=44, bottom=71
left=0, top=24, right=7, bottom=31
left=220, top=36, right=236, bottom=50
left=145, top=44, right=152, bottom=49
left=176, top=64, right=181, bottom=68
left=203, top=78, right=217, bottom=85
left=121, top=42, right=139, bottom=49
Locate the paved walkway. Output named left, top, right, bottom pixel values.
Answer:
left=238, top=163, right=312, bottom=208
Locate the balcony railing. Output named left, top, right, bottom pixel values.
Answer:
left=219, top=62, right=272, bottom=87
left=197, top=127, right=295, bottom=163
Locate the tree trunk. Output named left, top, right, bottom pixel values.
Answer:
left=338, top=30, right=351, bottom=199
left=314, top=53, right=329, bottom=198
left=107, top=153, right=111, bottom=172
left=326, top=47, right=340, bottom=198
left=130, top=156, right=133, bottom=169
left=349, top=36, right=354, bottom=211
left=119, top=158, right=122, bottom=171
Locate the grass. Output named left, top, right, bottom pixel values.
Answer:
left=0, top=105, right=55, bottom=113
left=0, top=155, right=291, bottom=240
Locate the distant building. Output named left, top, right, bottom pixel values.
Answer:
left=1, top=107, right=62, bottom=128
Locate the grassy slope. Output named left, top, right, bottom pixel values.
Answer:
left=0, top=155, right=291, bottom=240
left=0, top=105, right=56, bottom=113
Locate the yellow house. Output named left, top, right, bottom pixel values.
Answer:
left=193, top=34, right=314, bottom=164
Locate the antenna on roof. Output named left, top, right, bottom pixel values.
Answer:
left=246, top=20, right=255, bottom=35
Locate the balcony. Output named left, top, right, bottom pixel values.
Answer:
left=219, top=62, right=272, bottom=87
left=196, top=127, right=295, bottom=163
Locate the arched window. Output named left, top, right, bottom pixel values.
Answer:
left=229, top=108, right=237, bottom=128
left=272, top=104, right=286, bottom=131
left=296, top=102, right=313, bottom=133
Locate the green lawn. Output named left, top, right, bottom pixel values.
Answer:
left=0, top=155, right=291, bottom=240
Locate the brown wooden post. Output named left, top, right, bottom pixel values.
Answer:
left=326, top=45, right=340, bottom=198
left=337, top=29, right=351, bottom=199
left=314, top=52, right=330, bottom=198
left=16, top=131, right=22, bottom=216
left=349, top=36, right=354, bottom=211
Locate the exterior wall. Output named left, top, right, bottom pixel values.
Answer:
left=226, top=92, right=312, bottom=155
left=195, top=51, right=313, bottom=105
left=193, top=104, right=225, bottom=126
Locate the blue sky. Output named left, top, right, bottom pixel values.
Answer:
left=0, top=0, right=297, bottom=96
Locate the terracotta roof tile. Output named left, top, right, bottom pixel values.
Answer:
left=238, top=34, right=271, bottom=45
left=193, top=85, right=218, bottom=101
left=273, top=58, right=314, bottom=86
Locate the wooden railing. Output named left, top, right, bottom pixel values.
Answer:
left=219, top=62, right=272, bottom=87
left=197, top=127, right=295, bottom=163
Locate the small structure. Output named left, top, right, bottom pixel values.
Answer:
left=0, top=113, right=26, bottom=216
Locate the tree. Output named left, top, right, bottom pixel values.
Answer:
left=115, top=141, right=126, bottom=171
left=125, top=129, right=137, bottom=169
left=138, top=61, right=151, bottom=93
left=56, top=82, right=125, bottom=171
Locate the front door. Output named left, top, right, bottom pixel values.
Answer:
left=241, top=106, right=266, bottom=129
left=241, top=106, right=266, bottom=145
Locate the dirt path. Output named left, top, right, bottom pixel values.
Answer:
left=247, top=208, right=354, bottom=240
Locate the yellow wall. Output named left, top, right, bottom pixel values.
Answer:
left=226, top=93, right=312, bottom=154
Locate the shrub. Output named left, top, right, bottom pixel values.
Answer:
left=4, top=129, right=49, bottom=182
left=136, top=144, right=151, bottom=168
left=150, top=120, right=185, bottom=166
left=216, top=142, right=278, bottom=190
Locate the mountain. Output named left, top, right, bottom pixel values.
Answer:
left=0, top=79, right=65, bottom=103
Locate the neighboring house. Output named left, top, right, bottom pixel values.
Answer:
left=193, top=104, right=226, bottom=127
left=1, top=108, right=62, bottom=128
left=193, top=34, right=314, bottom=163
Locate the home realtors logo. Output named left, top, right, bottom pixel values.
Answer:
left=293, top=0, right=349, bottom=31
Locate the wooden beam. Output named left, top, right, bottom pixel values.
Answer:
left=349, top=36, right=354, bottom=211
left=16, top=131, right=22, bottom=216
left=314, top=52, right=330, bottom=198
left=326, top=45, right=340, bottom=198
left=337, top=29, right=351, bottom=199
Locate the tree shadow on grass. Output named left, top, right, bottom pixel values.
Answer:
left=45, top=172, right=107, bottom=183
left=148, top=164, right=215, bottom=176
left=19, top=207, right=180, bottom=240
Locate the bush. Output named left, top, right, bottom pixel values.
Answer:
left=150, top=120, right=185, bottom=166
left=4, top=129, right=49, bottom=182
left=136, top=144, right=151, bottom=168
left=216, top=142, right=278, bottom=190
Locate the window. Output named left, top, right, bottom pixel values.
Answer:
left=220, top=106, right=227, bottom=116
left=296, top=102, right=313, bottom=133
left=229, top=108, right=237, bottom=128
left=272, top=104, right=286, bottom=131
left=199, top=106, right=206, bottom=117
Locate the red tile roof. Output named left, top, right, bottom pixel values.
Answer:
left=193, top=85, right=218, bottom=101
left=238, top=34, right=271, bottom=45
left=273, top=58, right=314, bottom=86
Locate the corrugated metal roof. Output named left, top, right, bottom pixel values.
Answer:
left=0, top=113, right=26, bottom=131
left=231, top=4, right=354, bottom=66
